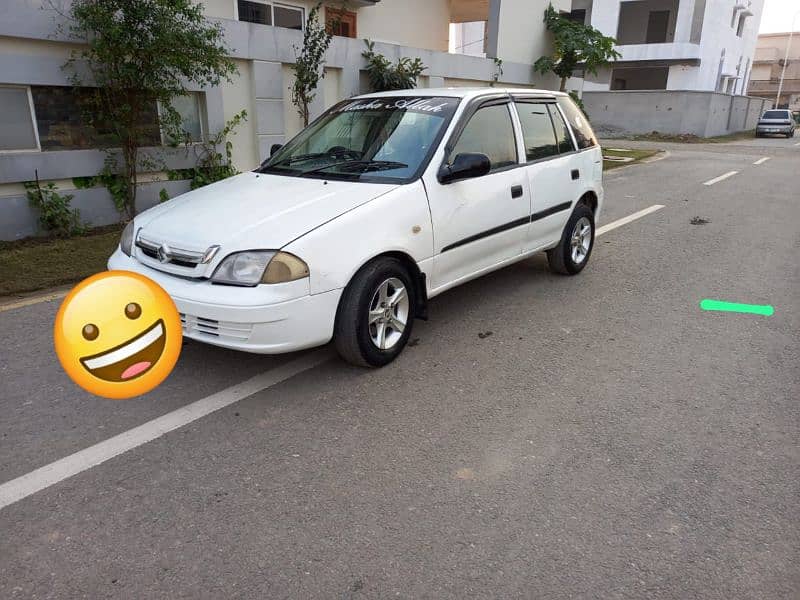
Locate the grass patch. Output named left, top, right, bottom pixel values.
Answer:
left=0, top=224, right=123, bottom=296
left=619, top=129, right=756, bottom=144
left=602, top=148, right=660, bottom=171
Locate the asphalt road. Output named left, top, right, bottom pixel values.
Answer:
left=1, top=135, right=798, bottom=599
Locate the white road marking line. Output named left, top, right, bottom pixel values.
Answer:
left=0, top=291, right=68, bottom=313
left=0, top=348, right=333, bottom=511
left=753, top=157, right=770, bottom=165
left=596, top=205, right=665, bottom=237
left=795, top=142, right=800, bottom=146
left=703, top=171, right=738, bottom=186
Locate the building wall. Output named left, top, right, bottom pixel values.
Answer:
left=494, top=0, right=570, bottom=70
left=583, top=89, right=768, bottom=137
left=358, top=0, right=451, bottom=52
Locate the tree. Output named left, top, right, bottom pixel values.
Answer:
left=64, top=0, right=237, bottom=219
left=362, top=40, right=426, bottom=92
left=534, top=4, right=621, bottom=92
left=291, top=3, right=333, bottom=127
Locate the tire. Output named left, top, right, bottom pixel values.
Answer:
left=546, top=204, right=595, bottom=275
left=334, top=257, right=416, bottom=367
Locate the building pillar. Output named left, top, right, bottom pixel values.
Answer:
left=674, top=0, right=697, bottom=43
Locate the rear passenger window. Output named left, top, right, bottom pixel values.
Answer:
left=514, top=102, right=558, bottom=161
left=450, top=103, right=517, bottom=171
left=548, top=105, right=575, bottom=153
left=557, top=96, right=597, bottom=149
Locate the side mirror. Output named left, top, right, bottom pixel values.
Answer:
left=270, top=143, right=283, bottom=157
left=438, top=152, right=491, bottom=184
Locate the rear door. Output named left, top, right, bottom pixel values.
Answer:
left=512, top=98, right=579, bottom=251
left=425, top=97, right=529, bottom=290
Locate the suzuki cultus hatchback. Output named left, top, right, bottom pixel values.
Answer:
left=109, top=88, right=604, bottom=366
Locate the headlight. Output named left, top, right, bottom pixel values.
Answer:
left=211, top=251, right=276, bottom=286
left=262, top=252, right=310, bottom=284
left=120, top=221, right=134, bottom=256
left=210, top=250, right=310, bottom=286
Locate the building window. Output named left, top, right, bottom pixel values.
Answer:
left=236, top=1, right=304, bottom=30
left=0, top=86, right=39, bottom=152
left=13, top=86, right=204, bottom=152
left=736, top=15, right=746, bottom=37
left=567, top=9, right=586, bottom=24
left=609, top=67, right=669, bottom=90
left=29, top=86, right=161, bottom=150
left=160, top=93, right=205, bottom=144
left=327, top=7, right=357, bottom=38
left=617, top=0, right=677, bottom=45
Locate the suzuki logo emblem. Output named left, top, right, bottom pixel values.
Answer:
left=157, top=244, right=171, bottom=263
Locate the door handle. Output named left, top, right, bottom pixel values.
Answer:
left=571, top=169, right=580, bottom=180
left=510, top=185, right=523, bottom=198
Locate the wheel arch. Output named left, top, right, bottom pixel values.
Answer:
left=576, top=190, right=598, bottom=215
left=339, top=251, right=429, bottom=322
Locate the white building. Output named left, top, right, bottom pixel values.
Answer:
left=571, top=0, right=764, bottom=94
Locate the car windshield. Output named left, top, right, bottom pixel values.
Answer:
left=259, top=96, right=460, bottom=182
left=762, top=110, right=789, bottom=119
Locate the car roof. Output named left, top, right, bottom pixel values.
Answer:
left=353, top=87, right=565, bottom=101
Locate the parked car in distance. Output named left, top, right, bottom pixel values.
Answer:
left=755, top=109, right=796, bottom=138
left=108, top=88, right=603, bottom=367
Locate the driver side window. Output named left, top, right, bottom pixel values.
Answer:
left=450, top=103, right=518, bottom=171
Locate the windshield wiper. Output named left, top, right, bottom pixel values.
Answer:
left=300, top=160, right=409, bottom=176
left=263, top=152, right=334, bottom=169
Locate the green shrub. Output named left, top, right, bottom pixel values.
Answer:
left=25, top=176, right=85, bottom=238
left=362, top=40, right=426, bottom=92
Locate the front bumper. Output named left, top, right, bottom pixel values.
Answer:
left=108, top=249, right=342, bottom=354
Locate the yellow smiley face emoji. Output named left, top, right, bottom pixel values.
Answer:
left=54, top=271, right=183, bottom=399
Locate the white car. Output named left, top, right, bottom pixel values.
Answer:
left=109, top=88, right=603, bottom=367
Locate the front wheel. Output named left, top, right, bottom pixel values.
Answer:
left=334, top=257, right=415, bottom=367
left=547, top=204, right=595, bottom=275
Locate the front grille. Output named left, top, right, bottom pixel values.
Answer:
left=180, top=312, right=253, bottom=342
left=139, top=246, right=197, bottom=268
left=134, top=234, right=219, bottom=271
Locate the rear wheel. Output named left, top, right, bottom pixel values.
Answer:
left=334, top=257, right=415, bottom=367
left=547, top=204, right=595, bottom=275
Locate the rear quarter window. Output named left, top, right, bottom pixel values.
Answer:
left=557, top=96, right=597, bottom=150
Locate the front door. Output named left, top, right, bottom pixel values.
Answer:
left=425, top=100, right=529, bottom=291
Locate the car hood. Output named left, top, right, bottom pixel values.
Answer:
left=136, top=171, right=398, bottom=252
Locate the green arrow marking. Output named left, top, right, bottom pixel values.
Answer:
left=700, top=299, right=774, bottom=316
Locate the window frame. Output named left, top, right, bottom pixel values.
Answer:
left=0, top=85, right=41, bottom=154
left=441, top=95, right=521, bottom=176
left=511, top=99, right=575, bottom=165
left=233, top=0, right=305, bottom=30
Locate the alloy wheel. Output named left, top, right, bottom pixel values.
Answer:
left=367, top=277, right=409, bottom=350
left=570, top=216, right=592, bottom=264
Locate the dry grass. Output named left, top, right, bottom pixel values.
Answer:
left=0, top=225, right=123, bottom=296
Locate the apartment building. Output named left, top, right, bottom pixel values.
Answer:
left=747, top=32, right=800, bottom=110
left=571, top=0, right=764, bottom=94
left=0, top=0, right=565, bottom=240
